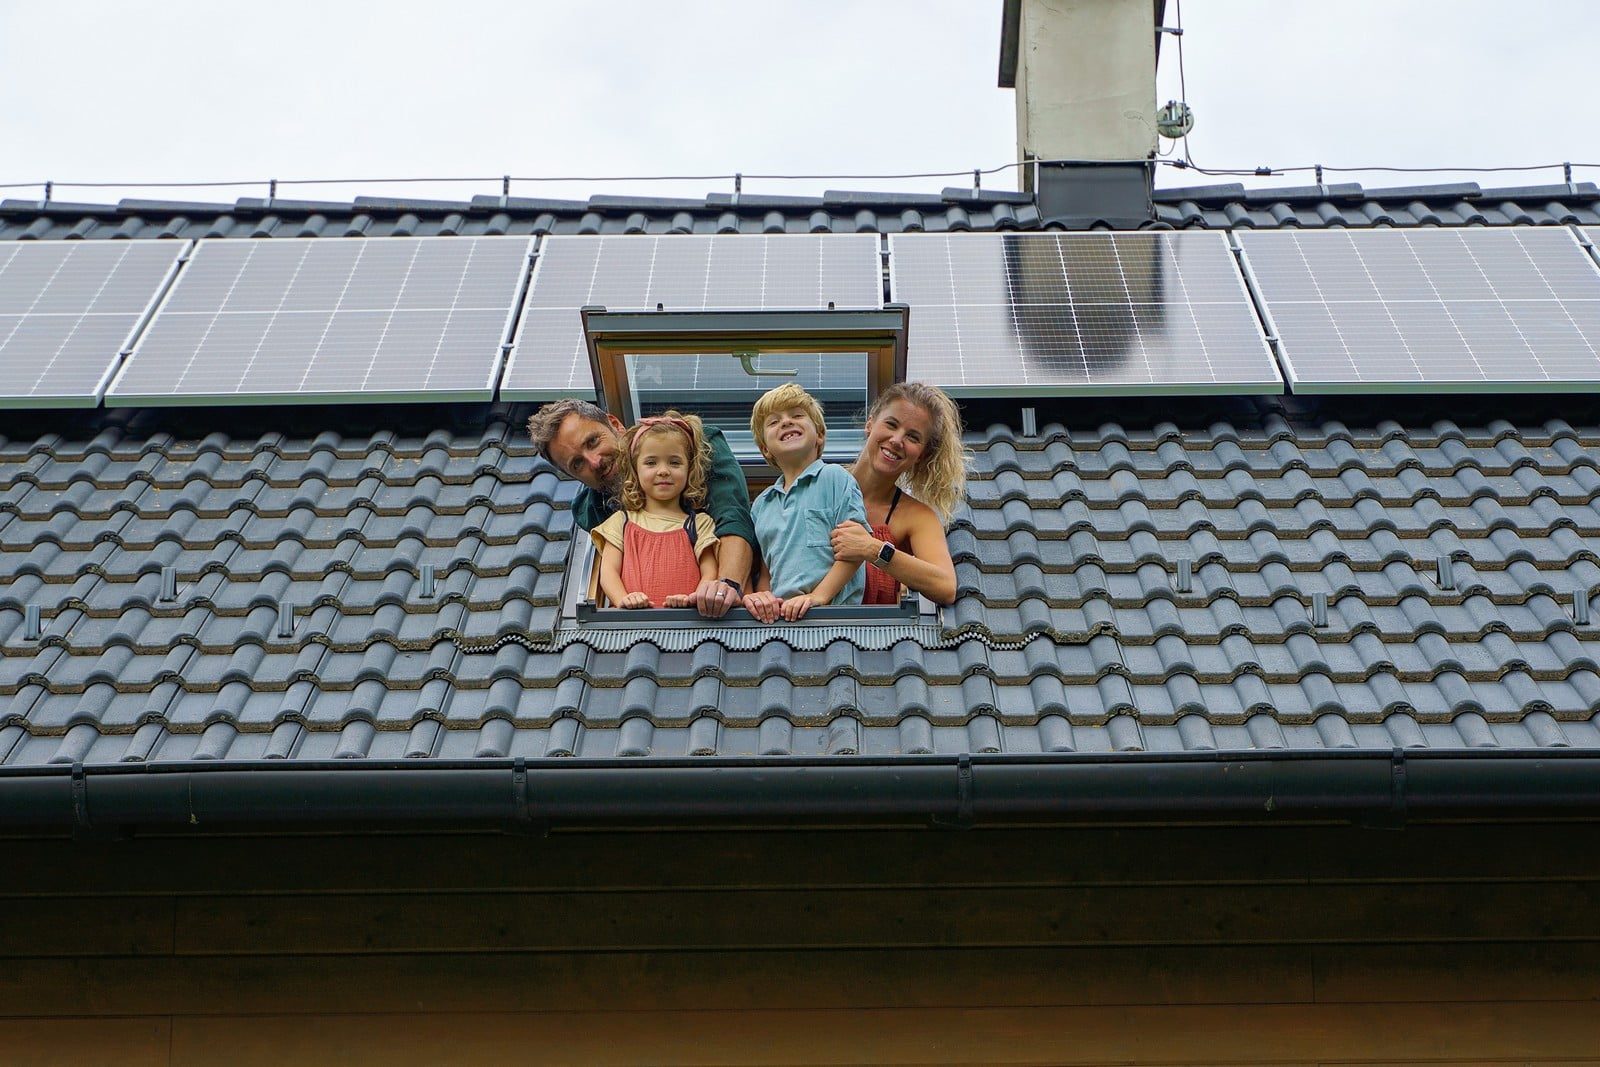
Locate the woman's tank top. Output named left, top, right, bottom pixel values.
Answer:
left=620, top=511, right=705, bottom=607
left=863, top=488, right=912, bottom=606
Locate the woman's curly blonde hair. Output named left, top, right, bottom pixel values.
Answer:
left=616, top=411, right=713, bottom=513
left=866, top=382, right=969, bottom=524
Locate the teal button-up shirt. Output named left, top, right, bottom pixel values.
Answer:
left=751, top=459, right=869, bottom=603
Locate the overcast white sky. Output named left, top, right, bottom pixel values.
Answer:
left=2, top=1, right=1594, bottom=207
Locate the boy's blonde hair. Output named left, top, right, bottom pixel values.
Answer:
left=864, top=381, right=969, bottom=524
left=616, top=411, right=713, bottom=512
left=750, top=382, right=827, bottom=464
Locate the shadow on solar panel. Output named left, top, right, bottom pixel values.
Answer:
left=888, top=232, right=1281, bottom=396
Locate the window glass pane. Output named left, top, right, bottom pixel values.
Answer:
left=625, top=351, right=868, bottom=456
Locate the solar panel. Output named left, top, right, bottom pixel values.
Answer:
left=0, top=240, right=187, bottom=408
left=500, top=234, right=883, bottom=399
left=887, top=232, right=1280, bottom=396
left=1239, top=228, right=1600, bottom=393
left=106, top=236, right=533, bottom=406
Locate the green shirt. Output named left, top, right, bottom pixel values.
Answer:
left=570, top=425, right=757, bottom=553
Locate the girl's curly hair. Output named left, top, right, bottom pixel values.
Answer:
left=865, top=382, right=969, bottom=524
left=616, top=411, right=713, bottom=513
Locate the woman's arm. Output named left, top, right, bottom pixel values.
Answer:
left=830, top=500, right=957, bottom=605
left=598, top=540, right=649, bottom=609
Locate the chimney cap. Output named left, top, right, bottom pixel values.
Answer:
left=999, top=0, right=1169, bottom=89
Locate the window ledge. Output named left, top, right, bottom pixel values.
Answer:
left=575, top=600, right=920, bottom=627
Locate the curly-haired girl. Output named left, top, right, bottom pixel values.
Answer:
left=590, top=412, right=719, bottom=608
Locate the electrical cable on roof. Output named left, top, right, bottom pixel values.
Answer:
left=3, top=163, right=1600, bottom=197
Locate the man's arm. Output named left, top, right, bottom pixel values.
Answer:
left=691, top=426, right=757, bottom=616
left=700, top=426, right=756, bottom=550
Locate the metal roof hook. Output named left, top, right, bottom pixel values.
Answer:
left=266, top=178, right=277, bottom=207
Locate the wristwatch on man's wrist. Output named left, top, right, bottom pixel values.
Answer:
left=873, top=540, right=897, bottom=568
left=718, top=577, right=744, bottom=597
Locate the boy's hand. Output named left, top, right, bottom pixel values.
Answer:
left=743, top=590, right=782, bottom=623
left=662, top=593, right=692, bottom=608
left=779, top=594, right=816, bottom=621
left=620, top=592, right=652, bottom=609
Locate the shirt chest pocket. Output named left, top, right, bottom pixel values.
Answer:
left=802, top=509, right=837, bottom=547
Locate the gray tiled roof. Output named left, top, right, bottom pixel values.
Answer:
left=2, top=180, right=1596, bottom=240
left=4, top=185, right=1600, bottom=768
left=3, top=396, right=1599, bottom=766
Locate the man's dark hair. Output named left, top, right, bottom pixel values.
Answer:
left=526, top=398, right=610, bottom=462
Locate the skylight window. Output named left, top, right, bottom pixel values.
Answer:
left=582, top=306, right=908, bottom=468
left=561, top=304, right=928, bottom=625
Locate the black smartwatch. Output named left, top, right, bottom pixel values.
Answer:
left=718, top=577, right=744, bottom=597
left=874, top=541, right=897, bottom=568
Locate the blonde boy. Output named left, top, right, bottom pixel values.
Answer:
left=743, top=383, right=869, bottom=622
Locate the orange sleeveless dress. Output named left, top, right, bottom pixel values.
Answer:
left=620, top=512, right=706, bottom=608
left=863, top=488, right=913, bottom=606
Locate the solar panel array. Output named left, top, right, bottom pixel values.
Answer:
left=10, top=227, right=1600, bottom=410
left=1239, top=228, right=1600, bottom=393
left=108, top=236, right=532, bottom=405
left=887, top=232, right=1281, bottom=396
left=0, top=240, right=187, bottom=408
left=501, top=234, right=883, bottom=399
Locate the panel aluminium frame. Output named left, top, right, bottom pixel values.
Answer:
left=501, top=234, right=886, bottom=401
left=106, top=236, right=536, bottom=407
left=1238, top=227, right=1600, bottom=395
left=0, top=239, right=191, bottom=409
left=886, top=231, right=1282, bottom=399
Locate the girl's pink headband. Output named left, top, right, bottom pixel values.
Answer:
left=631, top=415, right=695, bottom=455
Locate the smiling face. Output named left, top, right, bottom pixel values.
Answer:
left=547, top=412, right=626, bottom=492
left=863, top=397, right=933, bottom=478
left=633, top=429, right=690, bottom=506
left=762, top=404, right=825, bottom=469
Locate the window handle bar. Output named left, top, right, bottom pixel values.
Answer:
left=734, top=351, right=797, bottom=378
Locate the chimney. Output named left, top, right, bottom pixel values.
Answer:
left=999, top=0, right=1162, bottom=227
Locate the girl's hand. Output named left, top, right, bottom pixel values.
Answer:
left=620, top=592, right=652, bottom=609
left=779, top=594, right=816, bottom=621
left=743, top=590, right=782, bottom=623
left=830, top=521, right=881, bottom=564
left=662, top=593, right=692, bottom=608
